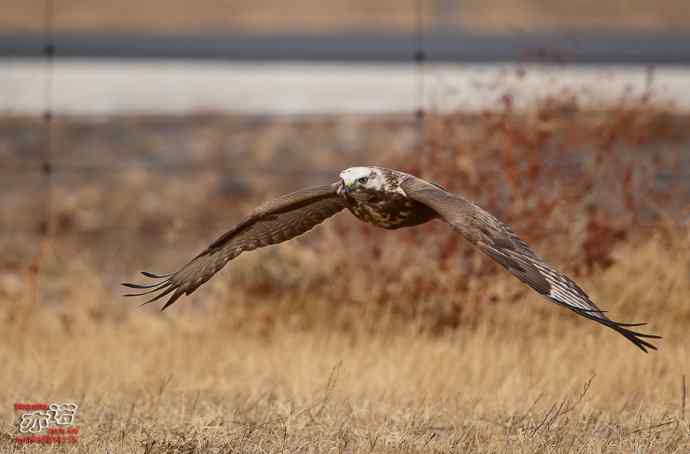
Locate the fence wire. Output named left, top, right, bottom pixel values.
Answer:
left=7, top=3, right=688, bottom=256
left=24, top=0, right=55, bottom=304
left=6, top=1, right=429, bottom=239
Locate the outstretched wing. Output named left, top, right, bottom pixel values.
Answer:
left=123, top=182, right=347, bottom=310
left=401, top=176, right=660, bottom=352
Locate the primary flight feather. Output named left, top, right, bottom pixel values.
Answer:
left=124, top=166, right=660, bottom=352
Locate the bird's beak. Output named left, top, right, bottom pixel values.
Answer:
left=337, top=179, right=348, bottom=195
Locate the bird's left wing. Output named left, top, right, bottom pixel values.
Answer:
left=123, top=182, right=347, bottom=310
left=401, top=176, right=660, bottom=352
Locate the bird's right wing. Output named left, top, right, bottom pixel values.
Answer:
left=401, top=176, right=660, bottom=352
left=123, top=182, right=347, bottom=310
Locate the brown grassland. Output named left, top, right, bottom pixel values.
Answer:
left=1, top=96, right=689, bottom=452
left=3, top=0, right=690, bottom=33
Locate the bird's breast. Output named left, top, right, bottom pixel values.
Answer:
left=346, top=192, right=436, bottom=229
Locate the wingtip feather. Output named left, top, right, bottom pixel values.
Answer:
left=122, top=281, right=163, bottom=290
left=141, top=271, right=171, bottom=279
left=160, top=290, right=184, bottom=311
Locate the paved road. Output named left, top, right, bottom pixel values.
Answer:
left=3, top=31, right=690, bottom=64
left=1, top=60, right=688, bottom=115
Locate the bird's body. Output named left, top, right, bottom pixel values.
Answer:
left=339, top=166, right=438, bottom=229
left=343, top=186, right=437, bottom=229
left=124, top=166, right=660, bottom=352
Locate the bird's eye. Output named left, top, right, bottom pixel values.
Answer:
left=358, top=176, right=368, bottom=184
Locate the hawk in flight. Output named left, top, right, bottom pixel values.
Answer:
left=124, top=166, right=660, bottom=352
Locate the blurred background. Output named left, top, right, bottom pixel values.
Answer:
left=1, top=1, right=689, bottom=452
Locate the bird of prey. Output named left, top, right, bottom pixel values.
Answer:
left=124, top=166, right=660, bottom=352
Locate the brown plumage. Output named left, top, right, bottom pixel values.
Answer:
left=123, top=184, right=346, bottom=310
left=124, top=166, right=660, bottom=352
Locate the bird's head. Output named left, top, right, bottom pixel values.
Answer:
left=339, top=167, right=386, bottom=194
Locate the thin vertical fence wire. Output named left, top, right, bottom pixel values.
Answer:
left=41, top=0, right=54, bottom=221
left=4, top=3, right=434, bottom=239
left=415, top=0, right=426, bottom=147
left=28, top=0, right=55, bottom=306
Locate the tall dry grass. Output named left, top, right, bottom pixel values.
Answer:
left=1, top=102, right=689, bottom=452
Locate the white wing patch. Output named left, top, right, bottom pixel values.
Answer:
left=531, top=261, right=603, bottom=315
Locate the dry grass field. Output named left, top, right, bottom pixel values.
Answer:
left=3, top=0, right=690, bottom=33
left=1, top=98, right=689, bottom=452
